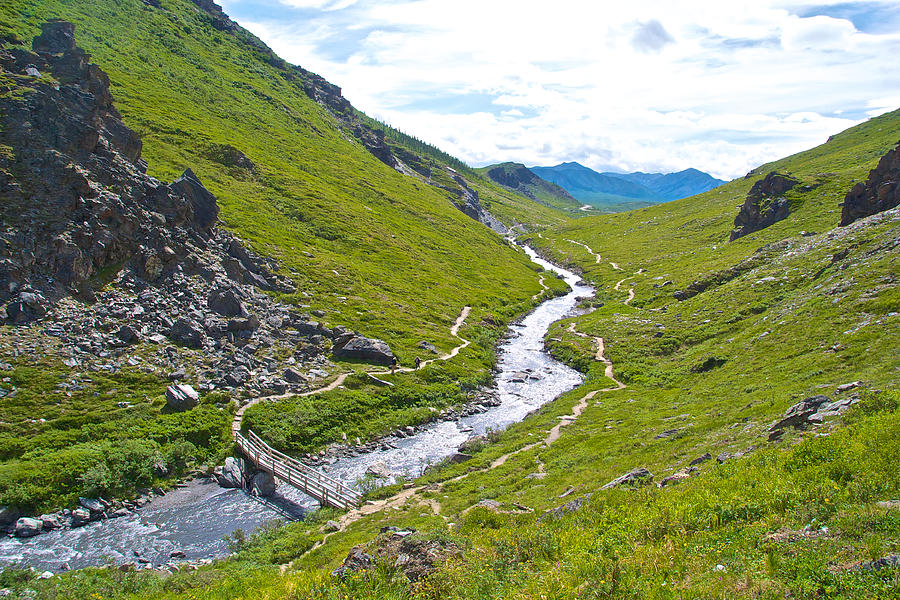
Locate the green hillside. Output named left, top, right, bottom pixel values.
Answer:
left=0, top=0, right=563, bottom=362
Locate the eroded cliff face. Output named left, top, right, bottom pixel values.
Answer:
left=0, top=20, right=295, bottom=322
left=841, top=141, right=900, bottom=226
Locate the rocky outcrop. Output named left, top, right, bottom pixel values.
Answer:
left=0, top=23, right=345, bottom=399
left=332, top=528, right=459, bottom=582
left=333, top=334, right=395, bottom=365
left=767, top=394, right=858, bottom=440
left=840, top=142, right=900, bottom=226
left=601, top=467, right=653, bottom=489
left=730, top=172, right=799, bottom=241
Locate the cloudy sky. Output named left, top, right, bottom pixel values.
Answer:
left=218, top=0, right=900, bottom=180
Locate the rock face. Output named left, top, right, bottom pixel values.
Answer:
left=0, top=23, right=340, bottom=400
left=333, top=334, right=395, bottom=365
left=0, top=21, right=295, bottom=324
left=165, top=384, right=200, bottom=411
left=768, top=394, right=858, bottom=440
left=730, top=172, right=799, bottom=241
left=332, top=530, right=459, bottom=582
left=841, top=142, right=900, bottom=226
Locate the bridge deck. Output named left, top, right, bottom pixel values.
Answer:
left=235, top=429, right=362, bottom=510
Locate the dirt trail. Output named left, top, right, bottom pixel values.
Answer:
left=295, top=322, right=628, bottom=562
left=532, top=275, right=548, bottom=301
left=565, top=238, right=603, bottom=264
left=234, top=307, right=471, bottom=434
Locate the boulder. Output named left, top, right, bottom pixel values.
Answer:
left=332, top=546, right=372, bottom=579
left=39, top=514, right=61, bottom=530
left=249, top=471, right=276, bottom=497
left=841, top=142, right=900, bottom=226
left=324, top=520, right=340, bottom=532
left=333, top=334, right=395, bottom=365
left=539, top=494, right=593, bottom=522
left=768, top=395, right=830, bottom=434
left=14, top=517, right=43, bottom=538
left=169, top=317, right=206, bottom=348
left=70, top=507, right=91, bottom=527
left=283, top=368, right=305, bottom=384
left=215, top=457, right=247, bottom=488
left=448, top=453, right=472, bottom=464
left=365, top=461, right=392, bottom=479
left=208, top=287, right=247, bottom=318
left=78, top=497, right=105, bottom=514
left=601, top=467, right=653, bottom=490
left=165, top=384, right=200, bottom=411
left=690, top=452, right=712, bottom=466
left=117, top=325, right=139, bottom=344
left=169, top=168, right=219, bottom=232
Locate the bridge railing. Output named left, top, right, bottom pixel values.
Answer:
left=234, top=429, right=362, bottom=510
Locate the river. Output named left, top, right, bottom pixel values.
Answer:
left=0, top=245, right=593, bottom=571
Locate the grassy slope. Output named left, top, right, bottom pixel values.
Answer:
left=0, top=0, right=573, bottom=511
left=0, top=0, right=558, bottom=360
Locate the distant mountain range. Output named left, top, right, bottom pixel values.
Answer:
left=529, top=162, right=726, bottom=212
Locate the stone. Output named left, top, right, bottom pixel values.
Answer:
left=365, top=461, right=392, bottom=479
left=690, top=452, right=712, bottom=466
left=170, top=549, right=187, bottom=559
left=333, top=334, right=395, bottom=365
left=539, top=494, right=593, bottom=522
left=71, top=507, right=91, bottom=526
left=417, top=341, right=437, bottom=354
left=660, top=467, right=697, bottom=487
left=117, top=325, right=139, bottom=344
left=836, top=381, right=862, bottom=393
left=768, top=395, right=830, bottom=434
left=249, top=470, right=276, bottom=497
left=208, top=287, right=247, bottom=318
left=283, top=368, right=305, bottom=384
left=165, top=384, right=200, bottom=411
left=14, top=517, right=43, bottom=538
left=215, top=457, right=246, bottom=488
left=332, top=546, right=372, bottom=579
left=169, top=318, right=206, bottom=348
left=79, top=497, right=105, bottom=514
left=324, top=520, right=340, bottom=532
left=601, top=467, right=653, bottom=490
left=448, top=453, right=472, bottom=464
left=39, top=514, right=61, bottom=530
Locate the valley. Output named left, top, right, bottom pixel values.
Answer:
left=0, top=0, right=898, bottom=599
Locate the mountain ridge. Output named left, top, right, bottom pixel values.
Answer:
left=531, top=161, right=726, bottom=211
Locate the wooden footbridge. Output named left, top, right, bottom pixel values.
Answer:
left=234, top=429, right=362, bottom=510
left=230, top=305, right=472, bottom=511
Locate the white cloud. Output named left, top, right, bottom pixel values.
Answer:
left=221, top=0, right=900, bottom=179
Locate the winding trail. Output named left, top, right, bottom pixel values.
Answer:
left=612, top=268, right=645, bottom=307
left=233, top=306, right=471, bottom=436
left=565, top=239, right=603, bottom=264
left=532, top=275, right=548, bottom=301
left=296, top=321, right=628, bottom=562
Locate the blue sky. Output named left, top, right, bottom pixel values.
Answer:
left=218, top=0, right=900, bottom=179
